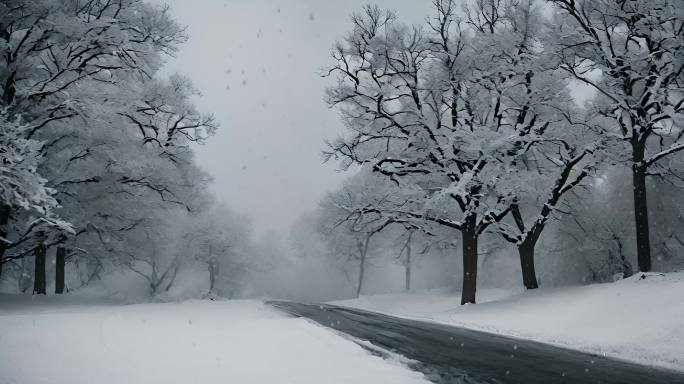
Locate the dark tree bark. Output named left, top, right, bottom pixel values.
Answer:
left=518, top=240, right=539, bottom=290
left=55, top=247, right=66, bottom=294
left=632, top=160, right=651, bottom=272
left=33, top=244, right=47, bottom=295
left=0, top=205, right=9, bottom=279
left=501, top=151, right=589, bottom=290
left=509, top=204, right=540, bottom=290
left=461, top=216, right=478, bottom=305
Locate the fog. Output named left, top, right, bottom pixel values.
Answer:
left=149, top=0, right=433, bottom=237
left=138, top=0, right=617, bottom=303
left=2, top=1, right=683, bottom=381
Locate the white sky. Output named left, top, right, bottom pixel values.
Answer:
left=149, top=0, right=433, bottom=236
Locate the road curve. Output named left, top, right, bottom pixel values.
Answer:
left=267, top=301, right=684, bottom=384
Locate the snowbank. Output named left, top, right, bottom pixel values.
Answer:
left=0, top=297, right=429, bottom=384
left=332, top=271, right=684, bottom=371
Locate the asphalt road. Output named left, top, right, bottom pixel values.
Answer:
left=267, top=301, right=684, bottom=384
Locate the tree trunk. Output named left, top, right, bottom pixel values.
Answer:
left=632, top=164, right=651, bottom=272
left=208, top=259, right=219, bottom=294
left=356, top=237, right=370, bottom=298
left=460, top=217, right=478, bottom=305
left=33, top=244, right=47, bottom=295
left=356, top=258, right=365, bottom=298
left=404, top=240, right=411, bottom=293
left=518, top=240, right=539, bottom=290
left=209, top=263, right=215, bottom=293
left=18, top=257, right=31, bottom=293
left=55, top=247, right=66, bottom=294
left=163, top=265, right=178, bottom=292
left=0, top=205, right=10, bottom=279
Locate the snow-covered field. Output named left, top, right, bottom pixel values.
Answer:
left=0, top=296, right=428, bottom=384
left=333, top=271, right=684, bottom=372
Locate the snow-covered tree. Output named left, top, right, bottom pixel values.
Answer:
left=0, top=110, right=73, bottom=281
left=0, top=0, right=240, bottom=302
left=324, top=1, right=593, bottom=302
left=318, top=169, right=418, bottom=298
left=183, top=203, right=253, bottom=298
left=0, top=113, right=56, bottom=223
left=0, top=0, right=188, bottom=291
left=460, top=0, right=602, bottom=290
left=547, top=0, right=684, bottom=272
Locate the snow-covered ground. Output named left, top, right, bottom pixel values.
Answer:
left=332, top=271, right=684, bottom=372
left=0, top=296, right=429, bottom=384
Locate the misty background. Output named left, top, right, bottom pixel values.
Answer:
left=151, top=0, right=432, bottom=237
left=2, top=1, right=683, bottom=382
left=1, top=0, right=680, bottom=305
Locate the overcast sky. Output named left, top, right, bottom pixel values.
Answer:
left=147, top=0, right=433, bottom=236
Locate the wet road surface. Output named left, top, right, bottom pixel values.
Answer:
left=267, top=301, right=684, bottom=384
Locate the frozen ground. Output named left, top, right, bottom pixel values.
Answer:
left=0, top=296, right=429, bottom=384
left=332, top=271, right=684, bottom=372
